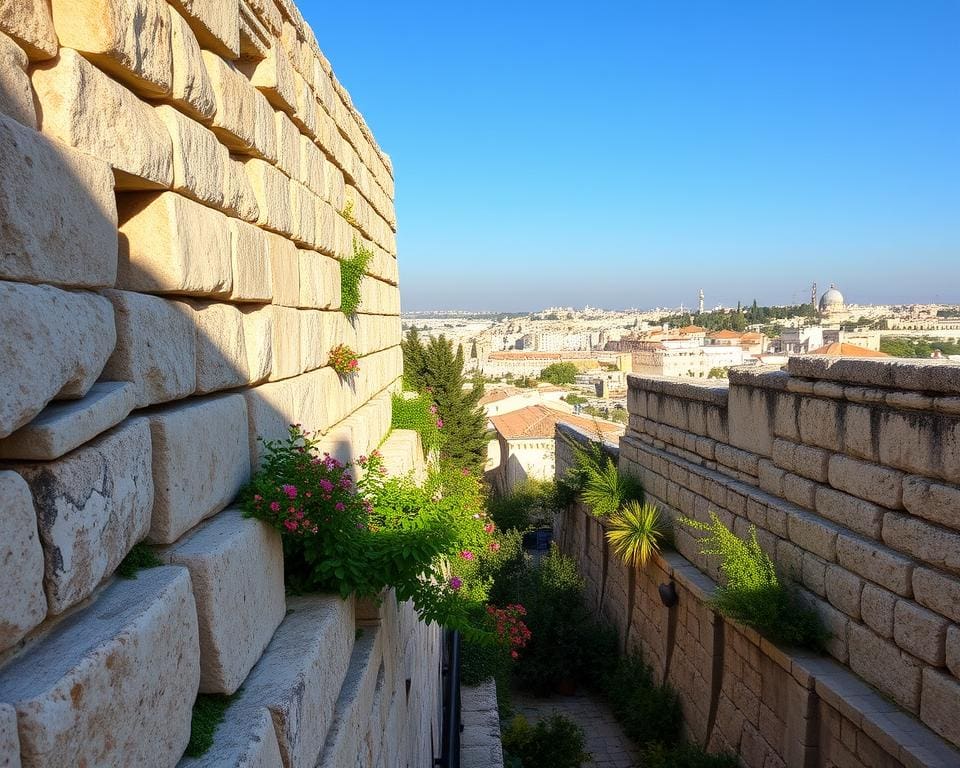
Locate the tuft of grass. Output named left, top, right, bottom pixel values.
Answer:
left=580, top=455, right=643, bottom=517
left=340, top=238, right=373, bottom=316
left=115, top=542, right=162, bottom=579
left=184, top=692, right=239, bottom=758
left=606, top=501, right=666, bottom=567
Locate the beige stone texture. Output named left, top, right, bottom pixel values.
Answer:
left=290, top=181, right=316, bottom=245
left=162, top=508, right=285, bottom=694
left=117, top=191, right=232, bottom=297
left=0, top=32, right=37, bottom=127
left=902, top=476, right=960, bottom=532
left=267, top=232, right=300, bottom=306
left=882, top=512, right=960, bottom=576
left=0, top=0, right=58, bottom=60
left=0, top=282, right=116, bottom=438
left=815, top=485, right=884, bottom=538
left=155, top=104, right=226, bottom=207
left=223, top=153, right=261, bottom=221
left=268, top=306, right=303, bottom=380
left=188, top=300, right=251, bottom=393
left=50, top=0, right=172, bottom=96
left=835, top=532, right=914, bottom=596
left=912, top=567, right=960, bottom=624
left=245, top=157, right=292, bottom=234
left=324, top=155, right=346, bottom=209
left=239, top=42, right=296, bottom=113
left=0, top=567, right=199, bottom=767
left=921, top=669, right=960, bottom=748
left=798, top=397, right=843, bottom=452
left=275, top=110, right=301, bottom=177
left=238, top=7, right=270, bottom=61
left=299, top=250, right=341, bottom=309
left=894, top=600, right=948, bottom=665
left=147, top=393, right=250, bottom=544
left=100, top=289, right=196, bottom=408
left=229, top=218, right=272, bottom=302
left=246, top=0, right=281, bottom=34
left=0, top=381, right=135, bottom=460
left=243, top=378, right=294, bottom=466
left=299, top=309, right=333, bottom=372
left=240, top=305, right=273, bottom=384
left=169, top=0, right=239, bottom=59
left=202, top=49, right=257, bottom=151
left=827, top=454, right=905, bottom=510
left=786, top=510, right=839, bottom=562
left=314, top=198, right=338, bottom=256
left=292, top=69, right=317, bottom=137
left=0, top=471, right=46, bottom=651
left=300, top=135, right=326, bottom=195
left=0, top=114, right=117, bottom=288
left=251, top=88, right=277, bottom=162
left=847, top=619, right=922, bottom=712
left=860, top=583, right=897, bottom=638
left=32, top=49, right=173, bottom=189
left=167, top=9, right=215, bottom=121
left=878, top=408, right=960, bottom=484
left=14, top=418, right=154, bottom=614
left=824, top=565, right=863, bottom=620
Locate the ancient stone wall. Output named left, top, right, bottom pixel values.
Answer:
left=554, top=360, right=960, bottom=768
left=0, top=2, right=439, bottom=765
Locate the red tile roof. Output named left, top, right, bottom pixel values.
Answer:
left=808, top=342, right=890, bottom=358
left=490, top=405, right=624, bottom=440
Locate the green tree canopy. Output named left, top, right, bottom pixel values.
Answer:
left=539, top=362, right=579, bottom=385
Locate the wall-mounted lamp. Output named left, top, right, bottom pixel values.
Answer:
left=658, top=581, right=678, bottom=608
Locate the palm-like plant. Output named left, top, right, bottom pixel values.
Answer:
left=606, top=501, right=665, bottom=567
left=581, top=457, right=643, bottom=518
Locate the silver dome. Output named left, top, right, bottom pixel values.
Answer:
left=819, top=284, right=845, bottom=311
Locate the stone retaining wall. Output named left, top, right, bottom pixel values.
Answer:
left=555, top=365, right=960, bottom=768
left=0, top=2, right=439, bottom=765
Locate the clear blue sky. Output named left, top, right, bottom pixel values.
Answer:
left=301, top=1, right=960, bottom=311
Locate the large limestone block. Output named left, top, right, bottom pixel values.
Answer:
left=100, top=289, right=196, bottom=408
left=202, top=50, right=256, bottom=151
left=314, top=198, right=338, bottom=256
left=0, top=472, right=46, bottom=651
left=155, top=106, right=225, bottom=207
left=0, top=114, right=117, bottom=287
left=300, top=136, right=326, bottom=196
left=167, top=9, right=215, bottom=121
left=49, top=0, right=172, bottom=97
left=289, top=369, right=331, bottom=435
left=291, top=70, right=317, bottom=138
left=240, top=306, right=273, bottom=384
left=0, top=282, right=115, bottom=438
left=229, top=218, right=272, bottom=302
left=162, top=508, right=284, bottom=694
left=299, top=310, right=333, bottom=373
left=223, top=154, right=261, bottom=222
left=269, top=306, right=303, bottom=380
left=188, top=301, right=250, bottom=393
left=0, top=567, right=199, bottom=767
left=14, top=418, right=154, bottom=614
left=324, top=155, right=346, bottom=210
left=244, top=157, right=292, bottom=234
left=275, top=110, right=301, bottom=178
left=0, top=0, right=57, bottom=60
left=299, top=251, right=340, bottom=310
left=243, top=378, right=294, bottom=466
left=179, top=709, right=282, bottom=768
left=251, top=88, right=277, bottom=163
left=117, top=192, right=232, bottom=296
left=238, top=43, right=296, bottom=114
left=289, top=181, right=316, bottom=246
left=902, top=475, right=960, bottom=531
left=0, top=382, right=135, bottom=460
left=169, top=0, right=239, bottom=59
left=0, top=33, right=37, bottom=127
left=0, top=703, right=19, bottom=767
left=267, top=232, right=300, bottom=306
left=32, top=49, right=173, bottom=189
left=147, top=394, right=250, bottom=544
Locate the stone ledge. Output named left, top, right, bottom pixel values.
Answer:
left=460, top=679, right=504, bottom=768
left=787, top=357, right=960, bottom=395
left=627, top=374, right=730, bottom=405
left=726, top=366, right=790, bottom=391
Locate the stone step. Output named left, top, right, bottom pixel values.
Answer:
left=180, top=594, right=355, bottom=768
left=0, top=566, right=200, bottom=768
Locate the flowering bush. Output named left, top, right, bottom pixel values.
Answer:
left=390, top=393, right=445, bottom=452
left=488, top=604, right=532, bottom=659
left=328, top=344, right=359, bottom=376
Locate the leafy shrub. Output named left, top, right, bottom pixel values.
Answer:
left=581, top=455, right=644, bottom=517
left=606, top=501, right=667, bottom=567
left=340, top=238, right=373, bottom=315
left=501, top=714, right=590, bottom=768
left=681, top=513, right=828, bottom=650
left=601, top=653, right=682, bottom=748
left=390, top=393, right=445, bottom=452
left=642, top=742, right=739, bottom=768
left=487, top=479, right=555, bottom=532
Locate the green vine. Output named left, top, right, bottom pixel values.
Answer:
left=391, top=393, right=445, bottom=452
left=340, top=238, right=372, bottom=316
left=339, top=199, right=357, bottom=225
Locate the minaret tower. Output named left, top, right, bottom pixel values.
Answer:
left=698, top=289, right=704, bottom=315
left=811, top=282, right=817, bottom=310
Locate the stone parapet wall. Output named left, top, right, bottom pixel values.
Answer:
left=0, top=2, right=439, bottom=765
left=555, top=403, right=960, bottom=767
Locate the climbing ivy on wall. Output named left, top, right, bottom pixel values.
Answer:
left=340, top=238, right=373, bottom=316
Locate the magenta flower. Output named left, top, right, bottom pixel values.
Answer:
left=436, top=418, right=444, bottom=429
left=449, top=577, right=463, bottom=591
left=282, top=484, right=297, bottom=499
left=429, top=404, right=438, bottom=414
left=270, top=501, right=281, bottom=513
left=460, top=550, right=475, bottom=561
left=319, top=479, right=334, bottom=493
left=335, top=502, right=346, bottom=512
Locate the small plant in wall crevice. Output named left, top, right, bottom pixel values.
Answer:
left=328, top=344, right=359, bottom=376
left=340, top=238, right=373, bottom=316
left=606, top=500, right=667, bottom=567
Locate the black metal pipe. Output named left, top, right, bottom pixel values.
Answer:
left=435, top=629, right=462, bottom=768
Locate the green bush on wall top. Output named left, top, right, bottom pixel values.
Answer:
left=390, top=393, right=445, bottom=452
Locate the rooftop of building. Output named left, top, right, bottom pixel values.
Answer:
left=490, top=404, right=624, bottom=440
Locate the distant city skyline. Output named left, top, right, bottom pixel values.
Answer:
left=302, top=1, right=960, bottom=311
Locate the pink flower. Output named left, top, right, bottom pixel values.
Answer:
left=436, top=418, right=444, bottom=429
left=461, top=468, right=471, bottom=476
left=335, top=502, right=346, bottom=512
left=449, top=577, right=463, bottom=591
left=270, top=501, right=281, bottom=513
left=429, top=404, right=438, bottom=414
left=483, top=522, right=495, bottom=534
left=489, top=541, right=501, bottom=552
left=281, top=484, right=297, bottom=499
left=319, top=479, right=334, bottom=493
left=253, top=494, right=263, bottom=502
left=460, top=550, right=474, bottom=561
left=284, top=520, right=298, bottom=531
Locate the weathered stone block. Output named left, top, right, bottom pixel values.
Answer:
left=894, top=600, right=948, bottom=665
left=840, top=403, right=877, bottom=462
left=797, top=397, right=842, bottom=452
left=167, top=9, right=215, bottom=121
left=300, top=135, right=326, bottom=196
left=169, top=0, right=239, bottom=59
left=0, top=32, right=37, bottom=127
left=188, top=301, right=251, bottom=393
left=815, top=486, right=884, bottom=538
left=824, top=565, right=862, bottom=619
left=267, top=232, right=301, bottom=307
left=836, top=532, right=913, bottom=596
left=32, top=49, right=173, bottom=189
left=921, top=669, right=960, bottom=748
left=240, top=306, right=273, bottom=384
left=947, top=626, right=960, bottom=679
left=50, top=0, right=172, bottom=96
left=14, top=418, right=153, bottom=614
left=155, top=105, right=225, bottom=207
left=202, top=50, right=257, bottom=150
left=0, top=471, right=46, bottom=651
left=289, top=181, right=316, bottom=246
left=245, top=157, right=292, bottom=234
left=299, top=250, right=340, bottom=309
left=100, top=289, right=196, bottom=409
left=228, top=218, right=272, bottom=302
left=0, top=381, right=135, bottom=460
left=883, top=512, right=960, bottom=576
left=0, top=567, right=199, bottom=767
left=273, top=110, right=301, bottom=177
left=242, top=378, right=293, bottom=466
left=223, top=153, right=260, bottom=222
left=848, top=622, right=922, bottom=712
left=0, top=113, right=117, bottom=288
left=787, top=511, right=840, bottom=562
left=239, top=44, right=296, bottom=114
left=147, top=394, right=250, bottom=544
left=162, top=508, right=284, bottom=694
left=912, top=567, right=960, bottom=624
left=0, top=282, right=116, bottom=438
left=860, top=583, right=896, bottom=638
left=0, top=0, right=57, bottom=60
left=902, top=476, right=960, bottom=532
left=827, top=454, right=904, bottom=509
left=251, top=88, right=277, bottom=162
left=0, top=702, right=19, bottom=766
left=877, top=409, right=960, bottom=483
left=783, top=472, right=818, bottom=511
left=117, top=191, right=232, bottom=297
left=300, top=310, right=333, bottom=372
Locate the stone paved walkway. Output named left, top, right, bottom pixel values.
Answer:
left=512, top=690, right=639, bottom=768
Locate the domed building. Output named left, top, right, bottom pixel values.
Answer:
left=819, top=284, right=846, bottom=317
